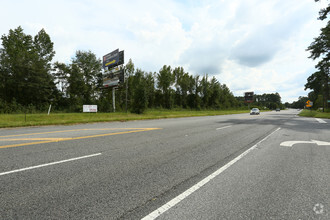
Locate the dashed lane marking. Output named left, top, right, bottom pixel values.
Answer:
left=216, top=125, right=232, bottom=130
left=0, top=153, right=102, bottom=176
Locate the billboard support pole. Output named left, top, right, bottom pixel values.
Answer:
left=112, top=87, right=116, bottom=112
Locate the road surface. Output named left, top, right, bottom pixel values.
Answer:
left=0, top=109, right=329, bottom=219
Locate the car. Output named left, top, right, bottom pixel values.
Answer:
left=250, top=108, right=260, bottom=115
left=276, top=108, right=280, bottom=112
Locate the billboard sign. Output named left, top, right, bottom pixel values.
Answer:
left=105, top=65, right=123, bottom=75
left=119, top=50, right=124, bottom=66
left=103, top=49, right=124, bottom=69
left=103, top=68, right=124, bottom=88
left=103, top=49, right=119, bottom=68
left=83, top=105, right=97, bottom=113
left=244, top=92, right=254, bottom=103
left=103, top=78, right=119, bottom=87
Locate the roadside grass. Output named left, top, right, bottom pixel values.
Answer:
left=0, top=109, right=250, bottom=128
left=299, top=109, right=330, bottom=119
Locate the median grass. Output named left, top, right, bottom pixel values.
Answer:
left=0, top=109, right=250, bottom=128
left=299, top=109, right=330, bottom=119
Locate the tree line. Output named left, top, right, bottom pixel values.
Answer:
left=0, top=26, right=283, bottom=114
left=53, top=57, right=240, bottom=113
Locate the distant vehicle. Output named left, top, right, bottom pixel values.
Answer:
left=276, top=108, right=280, bottom=112
left=250, top=108, right=260, bottom=115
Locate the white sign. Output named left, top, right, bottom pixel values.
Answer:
left=83, top=105, right=97, bottom=113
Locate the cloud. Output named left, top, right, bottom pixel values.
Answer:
left=178, top=44, right=226, bottom=75
left=0, top=0, right=326, bottom=102
left=229, top=0, right=318, bottom=67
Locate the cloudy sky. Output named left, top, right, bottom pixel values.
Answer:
left=0, top=0, right=328, bottom=102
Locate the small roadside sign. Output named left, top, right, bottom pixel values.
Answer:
left=83, top=105, right=97, bottom=113
left=306, top=100, right=313, bottom=108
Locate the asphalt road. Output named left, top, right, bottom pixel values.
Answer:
left=0, top=109, right=329, bottom=219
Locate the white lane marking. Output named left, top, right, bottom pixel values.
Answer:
left=0, top=153, right=102, bottom=176
left=142, top=127, right=281, bottom=220
left=216, top=125, right=232, bottom=130
left=315, top=118, right=327, bottom=123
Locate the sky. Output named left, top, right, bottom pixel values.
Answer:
left=0, top=0, right=328, bottom=103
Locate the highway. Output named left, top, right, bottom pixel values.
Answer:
left=0, top=109, right=329, bottom=219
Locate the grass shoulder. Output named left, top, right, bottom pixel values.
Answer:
left=299, top=109, right=330, bottom=119
left=0, top=109, right=251, bottom=128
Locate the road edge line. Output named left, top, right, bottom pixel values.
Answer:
left=141, top=127, right=281, bottom=220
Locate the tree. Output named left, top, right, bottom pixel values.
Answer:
left=125, top=59, right=135, bottom=110
left=200, top=74, right=210, bottom=108
left=157, top=65, right=174, bottom=108
left=54, top=50, right=102, bottom=111
left=173, top=67, right=190, bottom=108
left=145, top=72, right=156, bottom=108
left=130, top=69, right=147, bottom=114
left=208, top=77, right=221, bottom=109
left=306, top=0, right=330, bottom=110
left=72, top=50, right=103, bottom=104
left=0, top=26, right=57, bottom=110
left=190, top=75, right=201, bottom=109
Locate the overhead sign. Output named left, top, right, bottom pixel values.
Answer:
left=103, top=49, right=119, bottom=68
left=83, top=105, right=97, bottom=113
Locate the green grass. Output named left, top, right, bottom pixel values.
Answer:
left=299, top=109, right=330, bottom=119
left=0, top=109, right=250, bottom=128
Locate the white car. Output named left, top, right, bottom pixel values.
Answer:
left=250, top=108, right=260, bottom=115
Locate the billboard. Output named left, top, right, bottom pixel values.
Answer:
left=103, top=78, right=119, bottom=88
left=118, top=50, right=124, bottom=66
left=244, top=92, right=254, bottom=103
left=103, top=49, right=124, bottom=69
left=103, top=49, right=119, bottom=68
left=105, top=65, right=123, bottom=75
left=103, top=68, right=124, bottom=87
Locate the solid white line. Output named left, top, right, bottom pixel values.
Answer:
left=142, top=127, right=281, bottom=220
left=216, top=125, right=232, bottom=130
left=315, top=118, right=327, bottom=124
left=0, top=153, right=102, bottom=176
